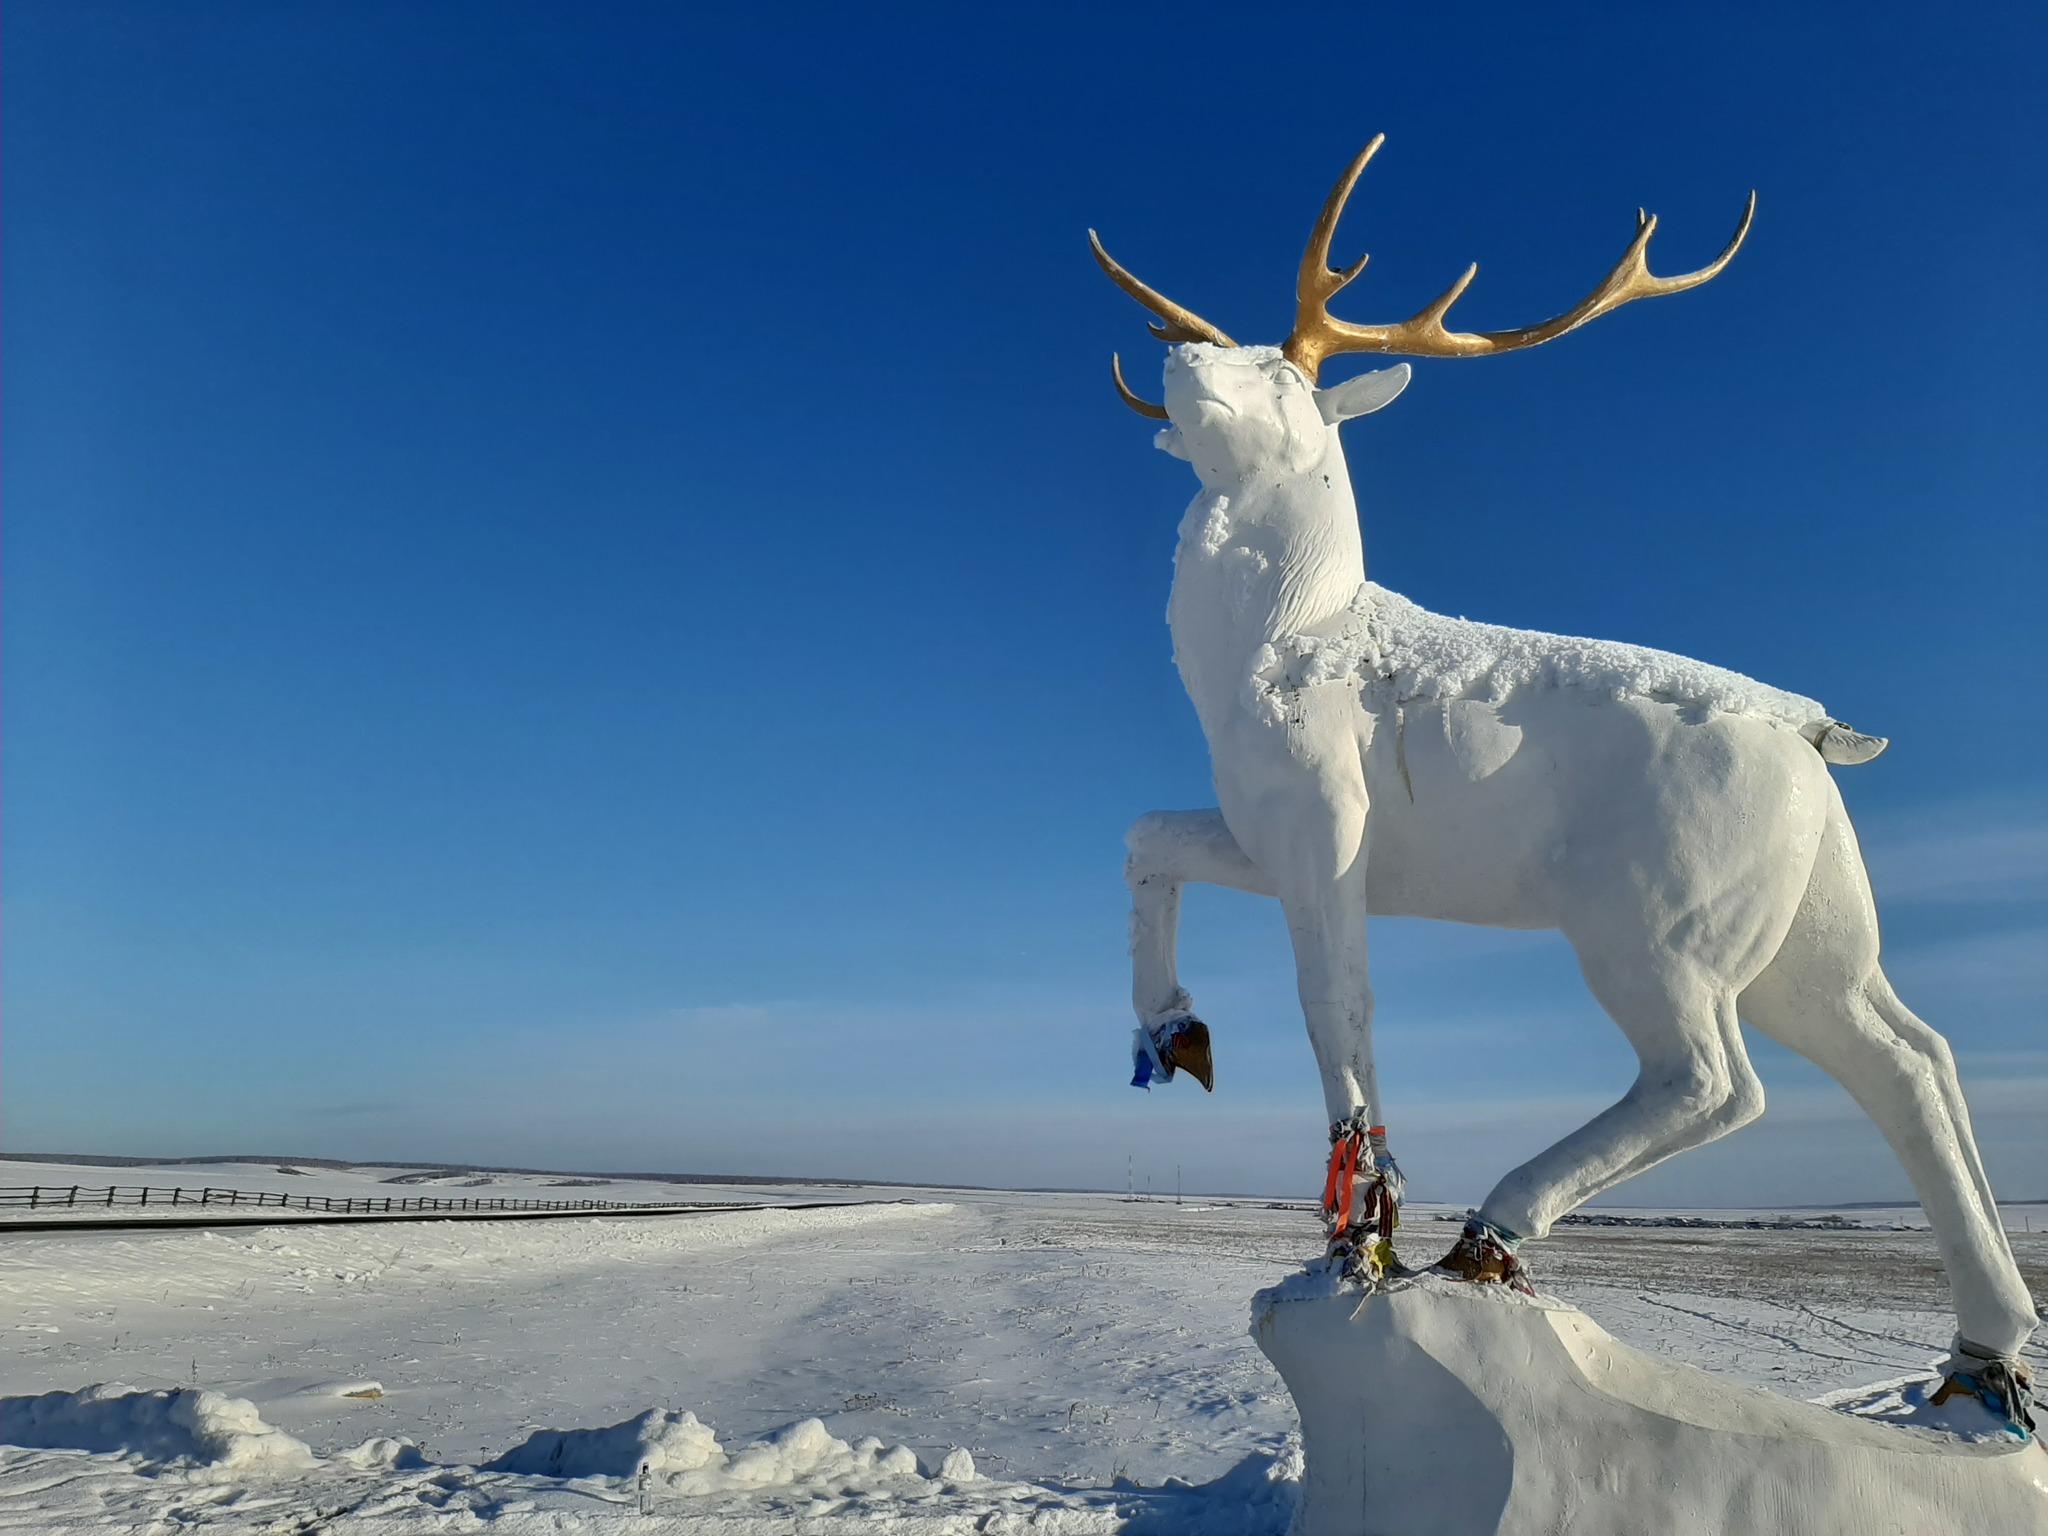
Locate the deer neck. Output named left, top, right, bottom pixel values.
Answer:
left=1167, top=435, right=1365, bottom=730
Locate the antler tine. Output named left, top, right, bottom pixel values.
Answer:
left=1109, top=353, right=1170, bottom=420
left=1461, top=188, right=1757, bottom=355
left=1293, top=134, right=1386, bottom=322
left=1282, top=137, right=1757, bottom=377
left=1089, top=229, right=1238, bottom=348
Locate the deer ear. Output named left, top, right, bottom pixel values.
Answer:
left=1315, top=363, right=1411, bottom=424
left=1154, top=426, right=1192, bottom=460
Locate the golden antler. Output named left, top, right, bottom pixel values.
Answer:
left=1089, top=230, right=1238, bottom=347
left=1282, top=136, right=1755, bottom=381
left=1090, top=228, right=1237, bottom=417
left=1110, top=354, right=1170, bottom=420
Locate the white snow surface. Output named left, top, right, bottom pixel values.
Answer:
left=1, top=1160, right=2041, bottom=1531
left=1180, top=342, right=1287, bottom=366
left=1251, top=580, right=1831, bottom=731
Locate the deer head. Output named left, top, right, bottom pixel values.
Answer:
left=1091, top=135, right=1753, bottom=483
left=1136, top=343, right=1415, bottom=488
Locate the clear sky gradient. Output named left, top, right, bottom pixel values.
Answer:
left=5, top=2, right=2043, bottom=1205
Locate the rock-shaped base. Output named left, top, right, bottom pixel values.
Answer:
left=1251, top=1273, right=2048, bottom=1536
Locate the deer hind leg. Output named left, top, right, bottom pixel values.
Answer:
left=1738, top=810, right=2038, bottom=1366
left=1469, top=961, right=1764, bottom=1256
left=1124, top=810, right=1275, bottom=1085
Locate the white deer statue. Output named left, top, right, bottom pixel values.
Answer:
left=1094, top=136, right=2037, bottom=1433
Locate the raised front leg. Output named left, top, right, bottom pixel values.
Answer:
left=1125, top=797, right=1403, bottom=1276
left=1123, top=810, right=1274, bottom=1092
left=1125, top=809, right=1274, bottom=1028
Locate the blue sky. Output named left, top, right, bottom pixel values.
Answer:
left=5, top=3, right=2042, bottom=1205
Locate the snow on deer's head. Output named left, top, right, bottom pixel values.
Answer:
left=1151, top=343, right=1410, bottom=488
left=1091, top=134, right=1754, bottom=488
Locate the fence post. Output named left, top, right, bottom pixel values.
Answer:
left=172, top=1188, right=182, bottom=1206
left=29, top=1186, right=39, bottom=1209
left=107, top=1186, right=116, bottom=1207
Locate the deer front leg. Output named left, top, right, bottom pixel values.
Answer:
left=1124, top=810, right=1275, bottom=1090
left=1263, top=785, right=1402, bottom=1278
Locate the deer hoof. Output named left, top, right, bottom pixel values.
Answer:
left=1159, top=1018, right=1214, bottom=1092
left=1434, top=1219, right=1534, bottom=1295
left=1932, top=1351, right=2038, bottom=1440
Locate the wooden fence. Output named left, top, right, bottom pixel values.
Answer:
left=0, top=1184, right=700, bottom=1216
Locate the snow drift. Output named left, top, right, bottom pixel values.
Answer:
left=491, top=1408, right=967, bottom=1496
left=0, top=1384, right=316, bottom=1471
left=1, top=1383, right=1298, bottom=1530
left=669, top=1416, right=925, bottom=1494
left=485, top=1406, right=725, bottom=1479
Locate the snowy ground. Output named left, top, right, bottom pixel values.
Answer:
left=1, top=1158, right=2042, bottom=1531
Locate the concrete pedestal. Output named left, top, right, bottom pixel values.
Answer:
left=1251, top=1273, right=2048, bottom=1536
